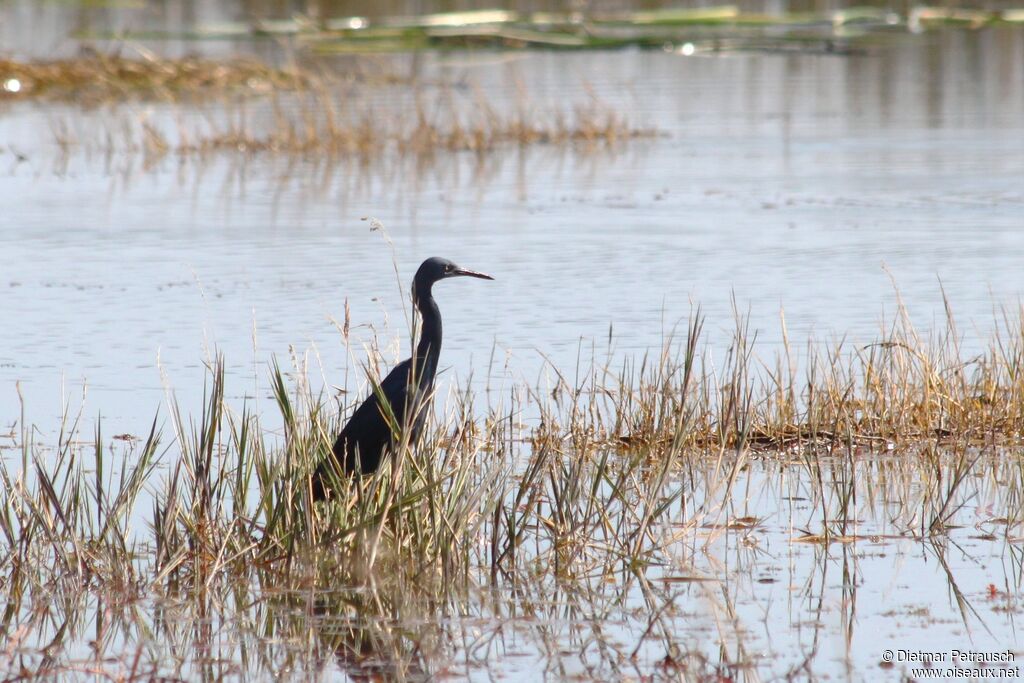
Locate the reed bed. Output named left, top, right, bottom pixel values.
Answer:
left=13, top=49, right=654, bottom=160
left=51, top=83, right=655, bottom=162
left=0, top=302, right=1022, bottom=677
left=176, top=98, right=647, bottom=157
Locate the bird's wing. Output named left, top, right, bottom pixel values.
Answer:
left=378, top=357, right=414, bottom=396
left=366, top=357, right=414, bottom=428
left=316, top=359, right=420, bottom=490
left=333, top=359, right=412, bottom=465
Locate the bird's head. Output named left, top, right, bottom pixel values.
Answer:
left=417, top=257, right=494, bottom=285
left=412, top=257, right=493, bottom=305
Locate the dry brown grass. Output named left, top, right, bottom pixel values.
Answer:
left=4, top=50, right=656, bottom=159
left=1, top=299, right=1022, bottom=678
left=177, top=101, right=652, bottom=157
left=51, top=85, right=657, bottom=161
left=0, top=49, right=315, bottom=105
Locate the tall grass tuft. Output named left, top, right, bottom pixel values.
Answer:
left=2, top=300, right=1024, bottom=676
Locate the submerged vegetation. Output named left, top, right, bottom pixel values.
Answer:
left=1, top=301, right=1022, bottom=678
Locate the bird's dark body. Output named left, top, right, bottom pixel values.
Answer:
left=330, top=356, right=434, bottom=475
left=311, top=257, right=492, bottom=500
left=335, top=358, right=417, bottom=473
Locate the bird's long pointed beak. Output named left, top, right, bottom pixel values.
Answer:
left=452, top=267, right=494, bottom=280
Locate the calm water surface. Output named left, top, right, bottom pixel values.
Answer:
left=2, top=30, right=1022, bottom=434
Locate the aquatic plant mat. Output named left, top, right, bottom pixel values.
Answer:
left=2, top=304, right=1022, bottom=679
left=78, top=6, right=1024, bottom=54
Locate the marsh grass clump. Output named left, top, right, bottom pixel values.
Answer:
left=1, top=301, right=1024, bottom=677
left=51, top=83, right=657, bottom=163
left=158, top=87, right=655, bottom=160
left=14, top=49, right=656, bottom=161
left=0, top=50, right=316, bottom=105
left=607, top=301, right=1024, bottom=455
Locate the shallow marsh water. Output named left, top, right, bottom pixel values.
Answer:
left=0, top=3, right=1023, bottom=681
left=3, top=30, right=1023, bottom=433
left=8, top=455, right=1020, bottom=681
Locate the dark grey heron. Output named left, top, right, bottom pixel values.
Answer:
left=312, top=257, right=493, bottom=499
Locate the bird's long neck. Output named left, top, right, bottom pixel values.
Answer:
left=412, top=285, right=442, bottom=389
